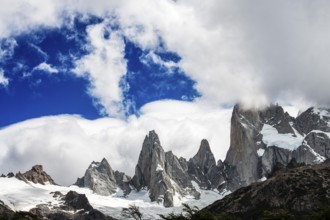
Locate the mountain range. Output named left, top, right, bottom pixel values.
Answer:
left=0, top=104, right=329, bottom=219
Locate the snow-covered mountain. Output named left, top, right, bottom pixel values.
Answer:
left=0, top=104, right=329, bottom=219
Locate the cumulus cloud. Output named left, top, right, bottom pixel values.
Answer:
left=122, top=0, right=330, bottom=108
left=0, top=69, right=9, bottom=87
left=73, top=21, right=127, bottom=117
left=0, top=100, right=231, bottom=185
left=33, top=62, right=58, bottom=74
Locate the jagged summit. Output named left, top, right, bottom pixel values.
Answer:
left=16, top=164, right=56, bottom=185
left=192, top=139, right=216, bottom=173
left=132, top=130, right=196, bottom=207
left=2, top=103, right=330, bottom=213
left=74, top=158, right=117, bottom=196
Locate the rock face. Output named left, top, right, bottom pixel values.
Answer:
left=132, top=130, right=200, bottom=207
left=188, top=139, right=225, bottom=191
left=223, top=104, right=329, bottom=192
left=114, top=171, right=132, bottom=196
left=204, top=160, right=330, bottom=219
left=75, top=158, right=117, bottom=196
left=16, top=165, right=56, bottom=185
left=132, top=130, right=176, bottom=207
left=0, top=200, right=15, bottom=219
left=296, top=107, right=330, bottom=134
left=70, top=104, right=330, bottom=207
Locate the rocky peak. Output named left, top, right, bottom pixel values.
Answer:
left=133, top=130, right=165, bottom=190
left=224, top=104, right=263, bottom=188
left=132, top=130, right=202, bottom=207
left=132, top=130, right=175, bottom=207
left=188, top=139, right=223, bottom=190
left=75, top=158, right=117, bottom=196
left=144, top=130, right=161, bottom=147
left=191, top=139, right=216, bottom=173
left=260, top=104, right=296, bottom=135
left=165, top=151, right=194, bottom=191
left=224, top=104, right=300, bottom=189
left=16, top=164, right=56, bottom=185
left=296, top=107, right=330, bottom=134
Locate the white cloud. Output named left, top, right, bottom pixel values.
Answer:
left=0, top=69, right=9, bottom=87
left=0, top=100, right=231, bottom=185
left=33, top=62, right=58, bottom=74
left=141, top=51, right=178, bottom=73
left=73, top=21, right=127, bottom=117
left=1, top=0, right=330, bottom=111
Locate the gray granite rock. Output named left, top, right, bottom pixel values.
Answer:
left=75, top=158, right=117, bottom=196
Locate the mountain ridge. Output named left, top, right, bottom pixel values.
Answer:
left=0, top=103, right=329, bottom=219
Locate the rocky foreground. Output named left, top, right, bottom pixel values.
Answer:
left=204, top=159, right=330, bottom=219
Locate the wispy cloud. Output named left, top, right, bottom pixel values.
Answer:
left=73, top=21, right=127, bottom=117
left=33, top=62, right=58, bottom=74
left=0, top=69, right=9, bottom=87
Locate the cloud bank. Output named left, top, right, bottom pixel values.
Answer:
left=0, top=100, right=231, bottom=185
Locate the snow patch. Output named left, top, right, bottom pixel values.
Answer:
left=310, top=130, right=330, bottom=138
left=261, top=124, right=304, bottom=151
left=0, top=178, right=226, bottom=220
left=156, top=164, right=164, bottom=172
left=257, top=148, right=265, bottom=157
left=312, top=108, right=330, bottom=120
left=302, top=141, right=326, bottom=163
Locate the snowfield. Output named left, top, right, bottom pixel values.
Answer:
left=0, top=177, right=225, bottom=219
left=261, top=124, right=304, bottom=151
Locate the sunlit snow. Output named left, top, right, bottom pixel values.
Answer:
left=0, top=178, right=225, bottom=219
left=261, top=124, right=304, bottom=151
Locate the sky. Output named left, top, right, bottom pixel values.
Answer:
left=0, top=0, right=329, bottom=185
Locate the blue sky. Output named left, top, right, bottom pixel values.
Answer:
left=1, top=1, right=329, bottom=129
left=0, top=15, right=200, bottom=127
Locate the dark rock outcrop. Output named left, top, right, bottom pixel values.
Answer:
left=62, top=191, right=93, bottom=212
left=7, top=172, right=14, bottom=178
left=30, top=191, right=114, bottom=220
left=0, top=200, right=15, bottom=219
left=16, top=165, right=56, bottom=185
left=204, top=161, right=330, bottom=219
